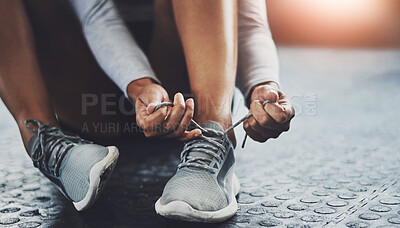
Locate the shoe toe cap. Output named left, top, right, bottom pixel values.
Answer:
left=60, top=144, right=109, bottom=202
left=160, top=169, right=228, bottom=211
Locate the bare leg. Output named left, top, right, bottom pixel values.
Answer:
left=150, top=0, right=238, bottom=144
left=0, top=0, right=59, bottom=150
left=149, top=0, right=191, bottom=97
left=172, top=0, right=238, bottom=144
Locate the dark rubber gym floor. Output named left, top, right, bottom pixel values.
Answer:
left=0, top=47, right=399, bottom=227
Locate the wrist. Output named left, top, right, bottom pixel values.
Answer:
left=127, top=78, right=155, bottom=101
left=253, top=81, right=280, bottom=91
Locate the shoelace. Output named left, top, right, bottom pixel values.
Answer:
left=153, top=100, right=275, bottom=147
left=25, top=119, right=90, bottom=177
left=153, top=100, right=275, bottom=172
left=178, top=132, right=226, bottom=173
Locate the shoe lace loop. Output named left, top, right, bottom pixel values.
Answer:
left=25, top=119, right=89, bottom=176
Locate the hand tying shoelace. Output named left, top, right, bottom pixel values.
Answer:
left=152, top=100, right=276, bottom=148
left=154, top=100, right=276, bottom=220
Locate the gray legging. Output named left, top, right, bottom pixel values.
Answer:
left=68, top=0, right=279, bottom=99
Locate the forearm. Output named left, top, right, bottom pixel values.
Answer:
left=237, top=0, right=279, bottom=101
left=68, top=0, right=159, bottom=98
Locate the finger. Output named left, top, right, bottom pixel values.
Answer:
left=136, top=109, right=151, bottom=132
left=136, top=93, right=168, bottom=129
left=162, top=129, right=201, bottom=140
left=163, top=98, right=202, bottom=139
left=169, top=98, right=197, bottom=137
left=146, top=103, right=158, bottom=115
left=136, top=102, right=166, bottom=124
left=261, top=88, right=279, bottom=102
left=243, top=119, right=267, bottom=142
left=147, top=102, right=172, bottom=115
left=244, top=119, right=282, bottom=141
left=135, top=98, right=151, bottom=120
left=177, top=130, right=202, bottom=141
left=163, top=93, right=186, bottom=132
left=264, top=100, right=294, bottom=123
left=143, top=89, right=169, bottom=114
left=248, top=112, right=289, bottom=138
left=250, top=100, right=280, bottom=129
left=262, top=130, right=282, bottom=139
left=247, top=116, right=269, bottom=135
left=165, top=99, right=173, bottom=117
left=252, top=86, right=279, bottom=102
left=278, top=98, right=296, bottom=121
left=142, top=108, right=168, bottom=132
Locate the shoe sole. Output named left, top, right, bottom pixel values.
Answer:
left=73, top=146, right=119, bottom=211
left=154, top=173, right=240, bottom=223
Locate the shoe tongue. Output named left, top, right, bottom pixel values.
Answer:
left=185, top=121, right=224, bottom=166
left=200, top=121, right=224, bottom=133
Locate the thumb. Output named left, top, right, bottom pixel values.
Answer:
left=260, top=88, right=279, bottom=102
left=146, top=103, right=158, bottom=115
left=142, top=90, right=166, bottom=115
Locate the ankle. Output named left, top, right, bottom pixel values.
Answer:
left=195, top=113, right=231, bottom=129
left=226, top=131, right=236, bottom=148
left=17, top=116, right=60, bottom=151
left=17, top=115, right=59, bottom=129
left=195, top=115, right=237, bottom=147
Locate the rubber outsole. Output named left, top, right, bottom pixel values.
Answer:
left=73, top=146, right=119, bottom=211
left=155, top=173, right=240, bottom=223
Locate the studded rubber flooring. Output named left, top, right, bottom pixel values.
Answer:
left=0, top=48, right=399, bottom=227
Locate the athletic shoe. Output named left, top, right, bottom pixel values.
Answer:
left=155, top=121, right=240, bottom=222
left=25, top=119, right=119, bottom=211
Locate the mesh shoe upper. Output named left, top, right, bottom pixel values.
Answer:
left=160, top=168, right=228, bottom=211
left=159, top=121, right=235, bottom=211
left=26, top=119, right=108, bottom=202
left=59, top=144, right=108, bottom=201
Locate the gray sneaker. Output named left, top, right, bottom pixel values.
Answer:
left=25, top=119, right=119, bottom=211
left=155, top=121, right=240, bottom=222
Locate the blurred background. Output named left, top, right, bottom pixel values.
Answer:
left=266, top=0, right=400, bottom=47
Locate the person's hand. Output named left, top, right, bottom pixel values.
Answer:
left=128, top=79, right=201, bottom=141
left=243, top=82, right=295, bottom=142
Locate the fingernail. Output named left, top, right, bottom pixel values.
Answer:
left=146, top=103, right=156, bottom=114
left=195, top=130, right=202, bottom=137
left=175, top=93, right=183, bottom=99
left=268, top=89, right=279, bottom=96
left=187, top=99, right=194, bottom=109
